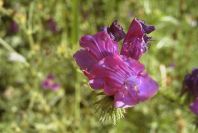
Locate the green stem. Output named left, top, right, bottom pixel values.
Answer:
left=71, top=0, right=80, bottom=132
left=75, top=72, right=81, bottom=132
left=71, top=0, right=79, bottom=47
left=0, top=38, right=15, bottom=52
left=27, top=1, right=35, bottom=48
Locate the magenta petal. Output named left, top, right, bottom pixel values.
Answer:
left=91, top=55, right=126, bottom=79
left=73, top=49, right=97, bottom=73
left=115, top=74, right=158, bottom=108
left=114, top=90, right=138, bottom=108
left=124, top=18, right=144, bottom=38
left=80, top=31, right=119, bottom=60
left=135, top=74, right=158, bottom=101
left=90, top=55, right=126, bottom=94
left=103, top=84, right=114, bottom=95
left=91, top=55, right=146, bottom=95
left=114, top=76, right=158, bottom=108
left=121, top=19, right=145, bottom=60
left=91, top=55, right=129, bottom=89
left=103, top=83, right=119, bottom=95
left=89, top=78, right=104, bottom=89
left=121, top=55, right=145, bottom=74
left=51, top=83, right=60, bottom=91
left=121, top=18, right=155, bottom=60
left=190, top=98, right=198, bottom=115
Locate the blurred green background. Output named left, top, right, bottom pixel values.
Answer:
left=0, top=0, right=198, bottom=132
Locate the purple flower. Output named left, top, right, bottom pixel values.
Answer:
left=7, top=20, right=19, bottom=34
left=42, top=74, right=60, bottom=91
left=46, top=18, right=59, bottom=33
left=183, top=68, right=198, bottom=98
left=121, top=18, right=155, bottom=60
left=73, top=18, right=158, bottom=108
left=91, top=55, right=158, bottom=108
left=190, top=98, right=198, bottom=115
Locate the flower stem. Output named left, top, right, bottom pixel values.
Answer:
left=71, top=0, right=81, bottom=131
left=0, top=38, right=15, bottom=52
left=27, top=1, right=35, bottom=48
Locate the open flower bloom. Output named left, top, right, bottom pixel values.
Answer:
left=91, top=55, right=158, bottom=108
left=74, top=18, right=158, bottom=108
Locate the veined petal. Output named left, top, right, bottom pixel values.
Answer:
left=116, top=74, right=158, bottom=106
left=73, top=49, right=97, bottom=73
left=114, top=90, right=138, bottom=108
left=135, top=74, right=158, bottom=101
left=91, top=55, right=146, bottom=95
left=121, top=18, right=155, bottom=60
left=114, top=73, right=158, bottom=108
left=121, top=55, right=145, bottom=74
left=80, top=31, right=119, bottom=60
left=91, top=55, right=126, bottom=93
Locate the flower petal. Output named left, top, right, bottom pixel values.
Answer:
left=90, top=55, right=125, bottom=94
left=135, top=74, right=158, bottom=101
left=139, top=20, right=155, bottom=34
left=121, top=18, right=155, bottom=60
left=114, top=73, right=158, bottom=108
left=73, top=49, right=97, bottom=73
left=80, top=31, right=119, bottom=60
left=91, top=55, right=146, bottom=95
left=121, top=55, right=145, bottom=74
left=89, top=78, right=104, bottom=89
left=114, top=90, right=138, bottom=108
left=190, top=98, right=198, bottom=115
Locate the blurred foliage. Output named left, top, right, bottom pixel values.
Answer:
left=0, top=0, right=198, bottom=132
